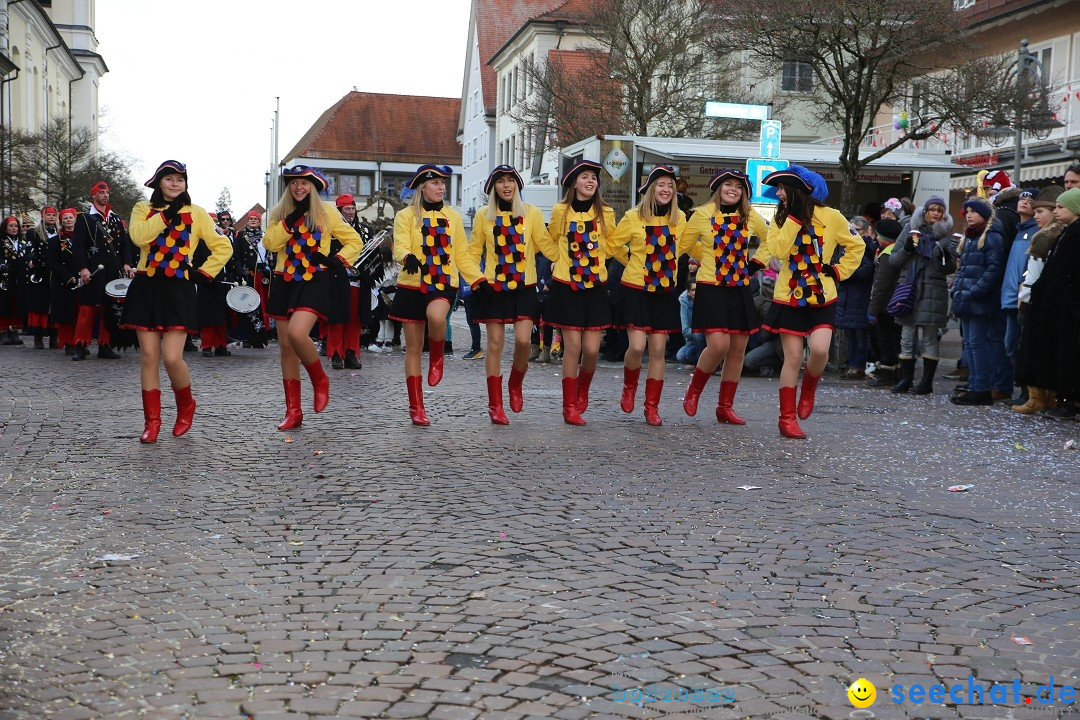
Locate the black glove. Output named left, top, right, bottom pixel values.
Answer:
left=904, top=237, right=916, bottom=253
left=747, top=258, right=765, bottom=274
left=821, top=264, right=838, bottom=281
left=190, top=269, right=212, bottom=286
left=284, top=196, right=310, bottom=228
left=162, top=198, right=185, bottom=225
left=403, top=254, right=422, bottom=274
left=474, top=279, right=495, bottom=302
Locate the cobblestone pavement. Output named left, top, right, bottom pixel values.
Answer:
left=0, top=336, right=1077, bottom=720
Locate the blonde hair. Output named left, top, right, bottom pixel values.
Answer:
left=708, top=183, right=751, bottom=219
left=638, top=180, right=682, bottom=225
left=483, top=187, right=525, bottom=222
left=411, top=179, right=452, bottom=228
left=269, top=187, right=330, bottom=232
left=559, top=186, right=609, bottom=238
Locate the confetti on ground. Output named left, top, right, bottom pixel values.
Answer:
left=737, top=485, right=762, bottom=490
left=498, top=532, right=508, bottom=538
left=1012, top=636, right=1034, bottom=646
left=284, top=437, right=294, bottom=443
left=1066, top=440, right=1076, bottom=451
left=312, top=450, right=324, bottom=455
left=95, top=553, right=140, bottom=562
left=288, top=541, right=304, bottom=546
left=948, top=484, right=974, bottom=492
left=1014, top=442, right=1026, bottom=451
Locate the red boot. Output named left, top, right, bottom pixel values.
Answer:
left=716, top=380, right=746, bottom=425
left=682, top=368, right=710, bottom=417
left=407, top=375, right=429, bottom=426
left=507, top=366, right=526, bottom=413
left=778, top=386, right=806, bottom=439
left=797, top=371, right=821, bottom=420
left=487, top=375, right=509, bottom=425
left=576, top=368, right=595, bottom=414
left=620, top=366, right=640, bottom=413
left=304, top=359, right=329, bottom=413
left=140, top=389, right=161, bottom=443
left=427, top=338, right=445, bottom=386
left=562, top=377, right=586, bottom=426
left=643, top=378, right=663, bottom=426
left=172, top=385, right=196, bottom=437
left=277, top=379, right=303, bottom=430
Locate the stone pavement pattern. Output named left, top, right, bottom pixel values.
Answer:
left=0, top=341, right=1077, bottom=720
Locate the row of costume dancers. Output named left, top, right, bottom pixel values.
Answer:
left=121, top=158, right=862, bottom=443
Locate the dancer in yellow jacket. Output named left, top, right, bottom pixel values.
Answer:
left=680, top=169, right=772, bottom=425
left=608, top=165, right=689, bottom=426
left=761, top=166, right=865, bottom=439
left=460, top=165, right=547, bottom=424
left=264, top=165, right=363, bottom=430
left=534, top=160, right=617, bottom=426
left=389, top=164, right=468, bottom=425
left=122, top=160, right=233, bottom=443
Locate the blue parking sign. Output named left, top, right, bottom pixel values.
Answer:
left=746, top=158, right=789, bottom=204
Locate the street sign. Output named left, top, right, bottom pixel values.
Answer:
left=746, top=158, right=789, bottom=204
left=704, top=101, right=770, bottom=121
left=759, top=120, right=782, bottom=160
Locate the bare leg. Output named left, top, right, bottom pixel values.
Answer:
left=696, top=331, right=731, bottom=375
left=485, top=322, right=505, bottom=377
left=779, top=333, right=805, bottom=387
left=718, top=334, right=749, bottom=383
left=404, top=322, right=426, bottom=377
left=561, top=329, right=582, bottom=379
left=285, top=311, right=320, bottom=366
left=624, top=328, right=647, bottom=371
left=645, top=333, right=667, bottom=381
left=511, top=319, right=533, bottom=371
left=580, top=330, right=601, bottom=373
left=160, top=330, right=190, bottom=389
left=137, top=330, right=162, bottom=390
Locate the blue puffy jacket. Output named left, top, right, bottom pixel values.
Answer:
left=951, top=218, right=1005, bottom=318
left=834, top=236, right=876, bottom=329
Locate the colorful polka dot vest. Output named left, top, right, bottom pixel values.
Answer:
left=786, top=224, right=827, bottom=306
left=420, top=216, right=453, bottom=293
left=282, top=222, right=324, bottom=283
left=146, top=211, right=193, bottom=279
left=711, top=213, right=751, bottom=287
left=642, top=224, right=677, bottom=292
left=491, top=214, right=526, bottom=291
left=567, top=220, right=601, bottom=290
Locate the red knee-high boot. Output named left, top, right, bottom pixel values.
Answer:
left=562, top=377, right=585, bottom=426
left=140, top=389, right=161, bottom=443
left=779, top=386, right=806, bottom=439
left=507, top=366, right=526, bottom=413
left=304, top=359, right=329, bottom=413
left=620, top=366, right=640, bottom=413
left=407, top=375, right=429, bottom=426
left=716, top=380, right=746, bottom=425
left=487, top=375, right=509, bottom=425
left=172, top=385, right=196, bottom=437
left=643, top=378, right=663, bottom=426
left=427, top=338, right=445, bottom=386
left=576, top=368, right=595, bottom=414
left=797, top=371, right=821, bottom=420
left=278, top=379, right=303, bottom=430
left=682, top=368, right=710, bottom=417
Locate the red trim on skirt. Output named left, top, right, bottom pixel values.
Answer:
left=476, top=314, right=536, bottom=324
left=268, top=306, right=327, bottom=322
left=694, top=326, right=759, bottom=336
left=760, top=322, right=834, bottom=337
left=545, top=321, right=610, bottom=331
left=121, top=324, right=196, bottom=333
left=621, top=323, right=680, bottom=334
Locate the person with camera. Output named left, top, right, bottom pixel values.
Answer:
left=760, top=166, right=865, bottom=439
left=264, top=166, right=363, bottom=430
left=121, top=161, right=233, bottom=443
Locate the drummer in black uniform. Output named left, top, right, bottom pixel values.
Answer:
left=233, top=211, right=269, bottom=348
left=46, top=209, right=80, bottom=351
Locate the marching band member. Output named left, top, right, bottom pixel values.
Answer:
left=46, top=209, right=80, bottom=350
left=264, top=166, right=363, bottom=430
left=761, top=165, right=864, bottom=438
left=680, top=169, right=772, bottom=424
left=195, top=211, right=239, bottom=357
left=459, top=165, right=547, bottom=424
left=608, top=164, right=688, bottom=426
left=534, top=160, right=617, bottom=426
left=0, top=217, right=23, bottom=345
left=121, top=160, right=233, bottom=443
left=24, top=207, right=59, bottom=348
left=390, top=164, right=467, bottom=425
left=326, top=193, right=371, bottom=370
left=234, top=211, right=269, bottom=347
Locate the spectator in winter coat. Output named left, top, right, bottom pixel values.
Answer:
left=675, top=280, right=705, bottom=365
left=888, top=197, right=956, bottom=395
left=950, top=197, right=1009, bottom=406
left=834, top=225, right=877, bottom=379
left=865, top=219, right=904, bottom=387
left=1000, top=189, right=1038, bottom=398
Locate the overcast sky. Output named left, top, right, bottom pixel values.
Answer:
left=96, top=0, right=470, bottom=214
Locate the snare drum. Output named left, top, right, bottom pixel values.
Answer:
left=226, top=285, right=261, bottom=313
left=105, top=278, right=131, bottom=299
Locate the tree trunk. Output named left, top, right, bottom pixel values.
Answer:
left=839, top=174, right=860, bottom=217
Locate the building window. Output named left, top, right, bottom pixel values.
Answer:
left=953, top=0, right=974, bottom=8
left=782, top=58, right=814, bottom=93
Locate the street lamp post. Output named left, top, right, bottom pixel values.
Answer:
left=1010, top=38, right=1054, bottom=181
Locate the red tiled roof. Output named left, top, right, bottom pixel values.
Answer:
left=284, top=92, right=461, bottom=166
left=474, top=0, right=568, bottom=114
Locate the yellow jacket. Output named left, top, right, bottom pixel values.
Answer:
left=609, top=207, right=689, bottom=292
left=460, top=204, right=547, bottom=289
left=682, top=203, right=772, bottom=287
left=129, top=201, right=232, bottom=280
left=393, top=204, right=467, bottom=292
left=263, top=201, right=363, bottom=281
left=764, top=206, right=865, bottom=307
left=536, top=201, right=618, bottom=289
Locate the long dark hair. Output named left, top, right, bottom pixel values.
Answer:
left=774, top=183, right=822, bottom=228
left=150, top=188, right=192, bottom=208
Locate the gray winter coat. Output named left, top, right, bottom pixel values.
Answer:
left=888, top=207, right=957, bottom=327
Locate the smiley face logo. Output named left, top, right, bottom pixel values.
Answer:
left=847, top=678, right=876, bottom=708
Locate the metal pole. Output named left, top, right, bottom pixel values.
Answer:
left=1013, top=40, right=1027, bottom=182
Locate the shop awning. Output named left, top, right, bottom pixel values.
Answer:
left=949, top=160, right=1073, bottom=191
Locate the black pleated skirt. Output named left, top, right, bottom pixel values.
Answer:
left=267, top=272, right=330, bottom=321
left=473, top=284, right=538, bottom=324
left=692, top=283, right=760, bottom=335
left=617, top=285, right=680, bottom=334
left=388, top=286, right=456, bottom=324
left=762, top=301, right=836, bottom=336
left=544, top=281, right=611, bottom=330
left=120, top=272, right=198, bottom=333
